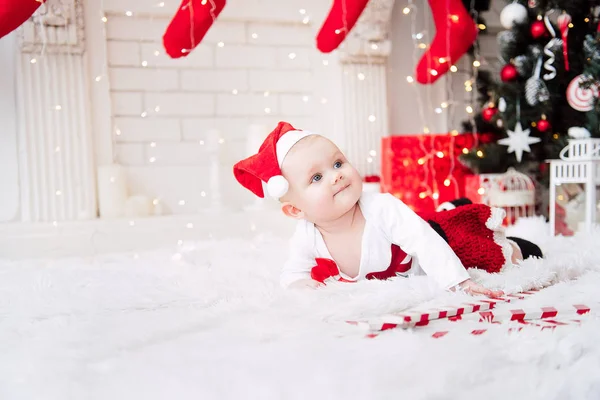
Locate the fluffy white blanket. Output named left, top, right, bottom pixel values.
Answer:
left=1, top=217, right=600, bottom=400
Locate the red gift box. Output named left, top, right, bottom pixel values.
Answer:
left=381, top=133, right=492, bottom=213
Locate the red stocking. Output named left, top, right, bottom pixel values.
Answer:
left=0, top=0, right=45, bottom=40
left=316, top=0, right=371, bottom=53
left=415, top=0, right=478, bottom=84
left=163, top=0, right=226, bottom=59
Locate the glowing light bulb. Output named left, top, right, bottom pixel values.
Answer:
left=423, top=127, right=430, bottom=134
left=299, top=8, right=306, bottom=14
left=368, top=115, right=376, bottom=122
left=435, top=108, right=442, bottom=114
left=419, top=192, right=427, bottom=199
left=141, top=111, right=148, bottom=118
left=430, top=69, right=438, bottom=76
left=55, top=105, right=62, bottom=111
left=232, top=89, right=238, bottom=95
left=125, top=11, right=133, bottom=16
left=477, top=187, right=485, bottom=195
left=201, top=191, right=207, bottom=197
left=264, top=91, right=270, bottom=97
left=369, top=150, right=376, bottom=157
left=370, top=43, right=378, bottom=50
left=476, top=150, right=484, bottom=158
left=95, top=75, right=102, bottom=82
left=462, top=148, right=469, bottom=154
left=432, top=192, right=439, bottom=200
left=155, top=106, right=160, bottom=112
left=251, top=33, right=258, bottom=39
left=450, top=65, right=458, bottom=72
left=478, top=24, right=486, bottom=30
left=178, top=200, right=186, bottom=206
left=466, top=106, right=473, bottom=113
left=101, top=16, right=108, bottom=23
left=141, top=61, right=148, bottom=67
left=473, top=60, right=481, bottom=67
left=302, top=16, right=310, bottom=24
left=417, top=158, right=425, bottom=165
left=150, top=142, right=157, bottom=147
left=403, top=7, right=411, bottom=14
left=322, top=60, right=329, bottom=66
left=439, top=57, right=446, bottom=64
left=302, top=96, right=309, bottom=102
left=436, top=151, right=444, bottom=158
left=443, top=178, right=451, bottom=187
left=288, top=52, right=296, bottom=60
left=335, top=29, right=341, bottom=34
left=441, top=102, right=448, bottom=108
left=264, top=107, right=271, bottom=114
left=149, top=157, right=157, bottom=163
left=406, top=76, right=414, bottom=83
left=154, top=50, right=160, bottom=56
left=357, top=72, right=366, bottom=80
left=30, top=58, right=37, bottom=64
left=55, top=190, right=62, bottom=196
left=450, top=15, right=459, bottom=22
left=217, top=42, right=225, bottom=47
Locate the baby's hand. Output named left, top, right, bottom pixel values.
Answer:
left=455, top=279, right=504, bottom=298
left=288, top=279, right=324, bottom=290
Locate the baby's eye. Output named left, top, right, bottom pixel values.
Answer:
left=333, top=161, right=343, bottom=169
left=311, top=173, right=322, bottom=183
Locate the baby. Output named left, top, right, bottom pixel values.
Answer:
left=233, top=122, right=542, bottom=297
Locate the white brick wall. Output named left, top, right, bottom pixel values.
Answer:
left=104, top=0, right=336, bottom=213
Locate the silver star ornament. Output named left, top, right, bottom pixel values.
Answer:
left=498, top=122, right=541, bottom=162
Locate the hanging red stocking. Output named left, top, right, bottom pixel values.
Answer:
left=315, top=0, right=371, bottom=53
left=163, top=0, right=226, bottom=59
left=415, top=0, right=478, bottom=84
left=0, top=0, right=45, bottom=40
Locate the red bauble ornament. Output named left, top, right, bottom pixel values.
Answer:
left=537, top=118, right=551, bottom=132
left=530, top=20, right=547, bottom=39
left=501, top=64, right=518, bottom=82
left=482, top=107, right=498, bottom=122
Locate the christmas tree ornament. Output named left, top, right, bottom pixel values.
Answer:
left=500, top=3, right=528, bottom=29
left=501, top=64, right=518, bottom=82
left=163, top=0, right=227, bottom=58
left=542, top=12, right=560, bottom=80
left=498, top=122, right=541, bottom=162
left=316, top=0, right=370, bottom=53
left=498, top=99, right=541, bottom=163
left=525, top=57, right=550, bottom=105
left=498, top=97, right=507, bottom=112
left=536, top=116, right=551, bottom=132
left=530, top=20, right=547, bottom=38
left=482, top=106, right=498, bottom=122
left=512, top=55, right=529, bottom=76
left=0, top=0, right=45, bottom=40
left=566, top=74, right=599, bottom=112
left=557, top=12, right=572, bottom=71
left=414, top=0, right=478, bottom=84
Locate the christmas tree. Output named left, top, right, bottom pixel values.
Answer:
left=460, top=0, right=600, bottom=187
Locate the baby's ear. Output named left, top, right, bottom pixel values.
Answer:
left=281, top=202, right=304, bottom=219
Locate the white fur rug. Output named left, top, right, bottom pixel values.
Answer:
left=1, top=217, right=600, bottom=400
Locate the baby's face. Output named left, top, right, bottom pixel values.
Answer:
left=280, top=135, right=363, bottom=223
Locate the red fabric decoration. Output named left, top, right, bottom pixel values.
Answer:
left=420, top=204, right=506, bottom=273
left=415, top=0, right=478, bottom=84
left=315, top=0, right=370, bottom=53
left=162, top=0, right=226, bottom=59
left=233, top=121, right=300, bottom=198
left=381, top=133, right=493, bottom=214
left=0, top=0, right=45, bottom=40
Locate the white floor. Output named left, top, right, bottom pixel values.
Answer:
left=1, top=217, right=600, bottom=400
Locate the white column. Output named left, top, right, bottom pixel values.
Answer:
left=15, top=0, right=96, bottom=222
left=335, top=0, right=395, bottom=178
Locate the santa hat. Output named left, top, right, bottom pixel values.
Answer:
left=233, top=121, right=314, bottom=199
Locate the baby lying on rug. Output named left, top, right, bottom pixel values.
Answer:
left=233, top=121, right=542, bottom=297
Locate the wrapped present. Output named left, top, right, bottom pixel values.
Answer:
left=381, top=133, right=492, bottom=213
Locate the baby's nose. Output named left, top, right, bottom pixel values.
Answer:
left=332, top=172, right=343, bottom=184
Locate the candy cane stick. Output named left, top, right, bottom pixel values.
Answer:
left=355, top=291, right=538, bottom=331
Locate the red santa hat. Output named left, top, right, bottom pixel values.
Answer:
left=233, top=121, right=314, bottom=199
